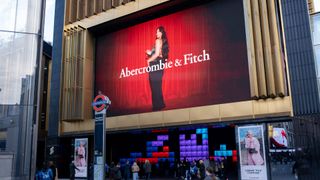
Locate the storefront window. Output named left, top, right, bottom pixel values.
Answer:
left=267, top=121, right=296, bottom=180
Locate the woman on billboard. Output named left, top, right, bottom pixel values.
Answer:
left=146, top=26, right=169, bottom=111
left=244, top=130, right=264, bottom=165
left=75, top=141, right=86, bottom=167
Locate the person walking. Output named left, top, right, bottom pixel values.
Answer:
left=132, top=161, right=140, bottom=180
left=204, top=167, right=218, bottom=180
left=69, top=161, right=79, bottom=180
left=124, top=160, right=131, bottom=180
left=114, top=163, right=122, bottom=180
left=36, top=162, right=53, bottom=180
left=48, top=161, right=58, bottom=180
left=144, top=159, right=152, bottom=180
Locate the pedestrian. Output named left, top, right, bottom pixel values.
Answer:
left=198, top=160, right=206, bottom=180
left=48, top=161, right=58, bottom=180
left=109, top=162, right=116, bottom=180
left=36, top=162, right=53, bottom=180
left=190, top=160, right=198, bottom=179
left=69, top=161, right=79, bottom=180
left=124, top=160, right=131, bottom=180
left=114, top=162, right=122, bottom=180
left=132, top=161, right=140, bottom=180
left=144, top=159, right=152, bottom=180
left=204, top=167, right=218, bottom=180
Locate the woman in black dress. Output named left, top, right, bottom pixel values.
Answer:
left=146, top=26, right=169, bottom=111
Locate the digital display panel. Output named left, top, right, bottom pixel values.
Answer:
left=96, top=0, right=250, bottom=116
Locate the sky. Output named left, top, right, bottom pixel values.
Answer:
left=44, top=0, right=55, bottom=44
left=316, top=0, right=320, bottom=12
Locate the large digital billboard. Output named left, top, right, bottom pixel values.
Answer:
left=95, top=0, right=250, bottom=116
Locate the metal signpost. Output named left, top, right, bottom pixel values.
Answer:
left=92, top=93, right=111, bottom=180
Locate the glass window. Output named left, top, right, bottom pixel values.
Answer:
left=0, top=32, right=39, bottom=105
left=0, top=0, right=17, bottom=31
left=267, top=121, right=296, bottom=180
left=0, top=0, right=42, bottom=33
left=311, top=13, right=320, bottom=97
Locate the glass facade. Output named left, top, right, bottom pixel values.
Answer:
left=0, top=0, right=44, bottom=178
left=312, top=13, right=320, bottom=95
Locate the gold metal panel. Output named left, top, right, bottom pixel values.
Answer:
left=267, top=97, right=291, bottom=114
left=60, top=98, right=293, bottom=134
left=189, top=105, right=220, bottom=122
left=106, top=116, right=118, bottom=129
left=163, top=109, right=190, bottom=125
left=220, top=101, right=254, bottom=120
left=46, top=61, right=52, bottom=131
left=253, top=97, right=291, bottom=117
left=251, top=0, right=267, bottom=97
left=139, top=111, right=163, bottom=126
left=113, top=114, right=140, bottom=128
left=243, top=0, right=259, bottom=98
left=79, top=119, right=94, bottom=131
left=64, top=0, right=170, bottom=29
left=252, top=99, right=269, bottom=116
left=267, top=0, right=286, bottom=96
left=259, top=0, right=276, bottom=97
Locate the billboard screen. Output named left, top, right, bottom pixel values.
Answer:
left=95, top=0, right=250, bottom=116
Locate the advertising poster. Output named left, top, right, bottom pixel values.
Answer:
left=270, top=127, right=288, bottom=148
left=237, top=125, right=267, bottom=180
left=95, top=0, right=250, bottom=116
left=74, top=138, right=88, bottom=178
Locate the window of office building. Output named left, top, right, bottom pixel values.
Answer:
left=311, top=13, right=320, bottom=94
left=0, top=0, right=44, bottom=178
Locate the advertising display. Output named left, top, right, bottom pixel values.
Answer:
left=270, top=128, right=288, bottom=148
left=74, top=138, right=88, bottom=178
left=237, top=125, right=268, bottom=180
left=96, top=0, right=250, bottom=116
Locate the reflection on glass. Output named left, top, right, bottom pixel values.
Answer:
left=0, top=0, right=41, bottom=33
left=0, top=32, right=38, bottom=104
left=0, top=0, right=43, bottom=178
left=268, top=122, right=296, bottom=180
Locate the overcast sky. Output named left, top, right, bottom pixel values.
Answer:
left=316, top=0, right=320, bottom=12
left=44, top=0, right=55, bottom=44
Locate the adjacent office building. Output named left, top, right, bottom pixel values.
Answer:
left=0, top=0, right=45, bottom=179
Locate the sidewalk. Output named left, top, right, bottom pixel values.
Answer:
left=59, top=178, right=175, bottom=180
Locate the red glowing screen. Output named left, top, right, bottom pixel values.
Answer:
left=95, top=0, right=250, bottom=116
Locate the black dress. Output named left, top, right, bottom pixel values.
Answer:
left=149, top=57, right=166, bottom=111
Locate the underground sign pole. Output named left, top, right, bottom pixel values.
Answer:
left=92, top=91, right=111, bottom=180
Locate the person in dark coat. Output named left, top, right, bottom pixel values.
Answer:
left=48, top=161, right=57, bottom=180
left=109, top=162, right=115, bottom=180
left=69, top=161, right=79, bottom=180
left=144, top=159, right=152, bottom=180
left=198, top=160, right=206, bottom=180
left=124, top=160, right=131, bottom=180
left=113, top=163, right=122, bottom=180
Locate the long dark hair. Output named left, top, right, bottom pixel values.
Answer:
left=157, top=26, right=169, bottom=60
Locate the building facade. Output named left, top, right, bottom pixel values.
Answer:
left=49, top=0, right=320, bottom=179
left=0, top=0, right=45, bottom=179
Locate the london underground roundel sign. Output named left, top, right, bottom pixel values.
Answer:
left=92, top=94, right=111, bottom=112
